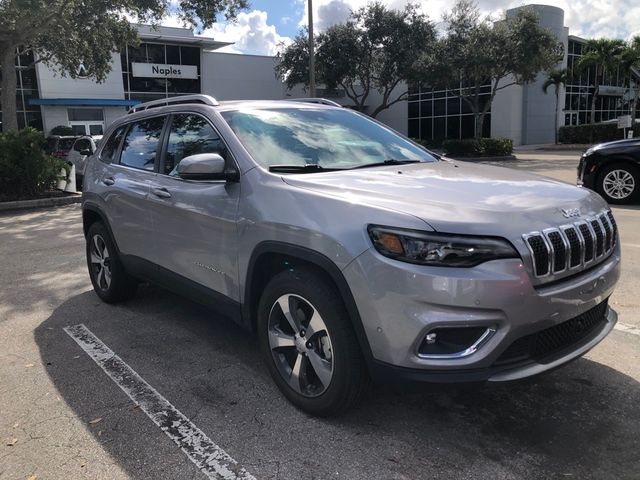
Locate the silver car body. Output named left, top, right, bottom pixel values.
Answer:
left=83, top=99, right=620, bottom=383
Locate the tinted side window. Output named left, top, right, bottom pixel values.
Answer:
left=120, top=117, right=165, bottom=171
left=74, top=139, right=91, bottom=152
left=164, top=114, right=226, bottom=175
left=100, top=127, right=126, bottom=163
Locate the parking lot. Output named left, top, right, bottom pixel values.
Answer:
left=1, top=150, right=639, bottom=480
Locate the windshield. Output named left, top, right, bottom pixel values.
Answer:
left=220, top=107, right=437, bottom=170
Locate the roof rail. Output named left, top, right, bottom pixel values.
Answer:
left=128, top=94, right=219, bottom=114
left=285, top=98, right=342, bottom=107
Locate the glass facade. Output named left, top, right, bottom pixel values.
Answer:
left=407, top=82, right=492, bottom=142
left=564, top=38, right=638, bottom=126
left=121, top=43, right=201, bottom=104
left=0, top=49, right=43, bottom=131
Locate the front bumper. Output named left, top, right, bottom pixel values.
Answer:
left=342, top=245, right=620, bottom=381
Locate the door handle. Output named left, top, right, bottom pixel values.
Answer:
left=152, top=187, right=172, bottom=199
left=102, top=177, right=115, bottom=186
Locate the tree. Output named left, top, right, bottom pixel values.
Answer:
left=619, top=36, right=640, bottom=122
left=542, top=68, right=567, bottom=144
left=576, top=38, right=625, bottom=124
left=0, top=0, right=248, bottom=132
left=417, top=1, right=560, bottom=137
left=276, top=2, right=436, bottom=118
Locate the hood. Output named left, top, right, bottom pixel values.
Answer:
left=588, top=138, right=640, bottom=154
left=282, top=160, right=608, bottom=237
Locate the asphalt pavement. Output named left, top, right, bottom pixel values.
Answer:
left=1, top=151, right=639, bottom=480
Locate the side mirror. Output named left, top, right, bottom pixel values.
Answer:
left=176, top=153, right=238, bottom=181
left=80, top=149, right=92, bottom=156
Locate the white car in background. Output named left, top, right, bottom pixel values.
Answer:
left=67, top=136, right=102, bottom=187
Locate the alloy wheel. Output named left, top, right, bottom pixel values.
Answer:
left=267, top=294, right=334, bottom=397
left=89, top=234, right=112, bottom=291
left=603, top=169, right=635, bottom=200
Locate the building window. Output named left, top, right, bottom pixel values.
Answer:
left=121, top=43, right=201, bottom=103
left=67, top=108, right=105, bottom=135
left=564, top=38, right=638, bottom=126
left=407, top=81, right=491, bottom=142
left=0, top=49, right=43, bottom=132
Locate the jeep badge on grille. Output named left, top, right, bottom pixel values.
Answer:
left=561, top=208, right=581, bottom=218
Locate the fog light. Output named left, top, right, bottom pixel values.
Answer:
left=418, top=326, right=495, bottom=359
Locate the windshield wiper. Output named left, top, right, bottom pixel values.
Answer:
left=269, top=164, right=342, bottom=173
left=349, top=159, right=421, bottom=170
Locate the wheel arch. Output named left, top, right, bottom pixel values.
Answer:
left=243, top=241, right=374, bottom=366
left=82, top=204, right=120, bottom=253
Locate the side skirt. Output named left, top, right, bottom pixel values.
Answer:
left=120, top=255, right=243, bottom=326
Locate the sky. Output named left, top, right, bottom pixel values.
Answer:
left=162, top=0, right=640, bottom=57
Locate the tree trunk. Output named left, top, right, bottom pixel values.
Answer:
left=475, top=113, right=484, bottom=139
left=590, top=65, right=598, bottom=125
left=0, top=45, right=19, bottom=132
left=554, top=88, right=559, bottom=144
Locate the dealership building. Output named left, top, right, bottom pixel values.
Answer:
left=2, top=23, right=405, bottom=138
left=2, top=4, right=638, bottom=145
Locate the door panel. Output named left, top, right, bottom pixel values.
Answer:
left=102, top=165, right=155, bottom=259
left=148, top=113, right=241, bottom=300
left=96, top=117, right=165, bottom=260
left=148, top=177, right=240, bottom=299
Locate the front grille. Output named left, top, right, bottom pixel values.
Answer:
left=523, top=210, right=617, bottom=278
left=494, top=300, right=609, bottom=366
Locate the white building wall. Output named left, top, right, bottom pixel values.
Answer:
left=36, top=53, right=125, bottom=100
left=491, top=75, right=524, bottom=145
left=202, top=52, right=286, bottom=100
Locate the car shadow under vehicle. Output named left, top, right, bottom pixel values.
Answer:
left=35, top=286, right=640, bottom=480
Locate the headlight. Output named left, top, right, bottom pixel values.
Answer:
left=367, top=225, right=519, bottom=267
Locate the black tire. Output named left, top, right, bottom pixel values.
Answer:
left=257, top=267, right=370, bottom=416
left=596, top=163, right=639, bottom=205
left=86, top=222, right=137, bottom=303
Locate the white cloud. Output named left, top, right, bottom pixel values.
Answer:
left=200, top=10, right=291, bottom=56
left=297, top=0, right=640, bottom=40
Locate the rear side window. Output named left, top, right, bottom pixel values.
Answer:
left=119, top=117, right=165, bottom=171
left=164, top=114, right=227, bottom=175
left=100, top=127, right=126, bottom=163
left=73, top=138, right=92, bottom=152
left=58, top=138, right=76, bottom=152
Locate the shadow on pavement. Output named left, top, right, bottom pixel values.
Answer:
left=36, top=287, right=640, bottom=480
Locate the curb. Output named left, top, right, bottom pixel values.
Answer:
left=0, top=194, right=82, bottom=213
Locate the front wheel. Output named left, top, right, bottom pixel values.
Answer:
left=257, top=268, right=369, bottom=416
left=597, top=163, right=639, bottom=204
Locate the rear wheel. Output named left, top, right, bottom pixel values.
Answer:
left=257, top=268, right=369, bottom=416
left=597, top=163, right=639, bottom=204
left=86, top=222, right=137, bottom=303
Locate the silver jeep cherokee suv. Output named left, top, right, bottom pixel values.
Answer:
left=82, top=95, right=620, bottom=416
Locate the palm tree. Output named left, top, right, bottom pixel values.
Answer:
left=542, top=68, right=567, bottom=144
left=619, top=36, right=640, bottom=122
left=577, top=38, right=625, bottom=124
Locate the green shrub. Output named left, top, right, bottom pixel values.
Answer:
left=442, top=137, right=514, bottom=157
left=442, top=138, right=482, bottom=156
left=0, top=128, right=69, bottom=202
left=480, top=138, right=513, bottom=156
left=558, top=123, right=637, bottom=144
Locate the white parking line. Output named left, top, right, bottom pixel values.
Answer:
left=621, top=243, right=640, bottom=249
left=614, top=322, right=640, bottom=336
left=64, top=324, right=256, bottom=480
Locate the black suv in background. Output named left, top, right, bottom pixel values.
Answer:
left=578, top=138, right=640, bottom=204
